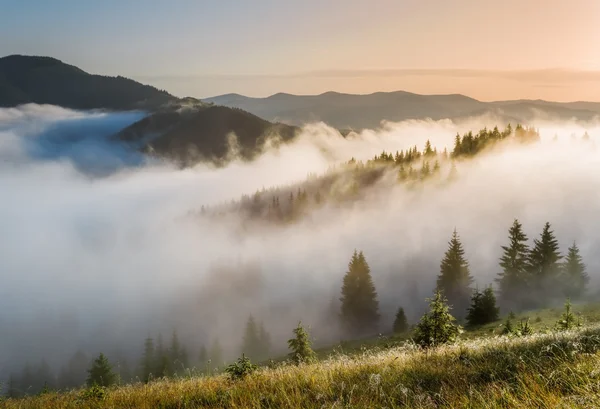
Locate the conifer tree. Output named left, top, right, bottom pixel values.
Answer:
left=528, top=222, right=562, bottom=303
left=562, top=242, right=589, bottom=299
left=413, top=290, right=460, bottom=348
left=466, top=286, right=499, bottom=327
left=496, top=219, right=530, bottom=309
left=436, top=229, right=473, bottom=314
left=424, top=140, right=434, bottom=156
left=556, top=298, right=580, bottom=330
left=393, top=306, right=409, bottom=334
left=340, top=250, right=380, bottom=335
left=287, top=322, right=317, bottom=365
left=154, top=333, right=170, bottom=378
left=241, top=315, right=263, bottom=360
left=141, top=337, right=155, bottom=383
left=86, top=353, right=117, bottom=387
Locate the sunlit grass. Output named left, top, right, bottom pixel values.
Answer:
left=5, top=316, right=600, bottom=408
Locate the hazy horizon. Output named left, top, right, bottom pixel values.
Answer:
left=2, top=0, right=599, bottom=101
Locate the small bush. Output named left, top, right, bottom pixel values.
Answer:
left=79, top=385, right=107, bottom=401
left=225, top=354, right=257, bottom=381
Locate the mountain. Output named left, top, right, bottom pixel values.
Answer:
left=205, top=91, right=600, bottom=129
left=117, top=103, right=298, bottom=165
left=0, top=55, right=177, bottom=110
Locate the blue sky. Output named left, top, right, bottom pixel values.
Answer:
left=1, top=0, right=599, bottom=100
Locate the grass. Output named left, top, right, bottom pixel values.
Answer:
left=5, top=303, right=600, bottom=408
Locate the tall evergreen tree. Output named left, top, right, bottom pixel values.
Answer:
left=496, top=219, right=530, bottom=309
left=169, top=330, right=188, bottom=375
left=154, top=333, right=170, bottom=378
left=141, top=336, right=155, bottom=383
left=528, top=222, right=562, bottom=303
left=392, top=306, right=409, bottom=334
left=86, top=353, right=117, bottom=387
left=287, top=322, right=317, bottom=365
left=241, top=315, right=263, bottom=360
left=562, top=242, right=589, bottom=299
left=340, top=250, right=380, bottom=335
left=436, top=229, right=473, bottom=314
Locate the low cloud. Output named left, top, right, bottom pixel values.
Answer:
left=1, top=105, right=600, bottom=380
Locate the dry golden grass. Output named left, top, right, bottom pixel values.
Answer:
left=4, top=324, right=600, bottom=408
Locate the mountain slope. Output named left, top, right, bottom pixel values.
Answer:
left=117, top=105, right=299, bottom=165
left=0, top=55, right=177, bottom=110
left=205, top=91, right=600, bottom=129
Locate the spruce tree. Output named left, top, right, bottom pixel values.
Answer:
left=241, top=315, right=263, bottom=360
left=466, top=286, right=499, bottom=327
left=436, top=229, right=473, bottom=314
left=287, top=322, right=317, bottom=365
left=340, top=250, right=380, bottom=335
left=528, top=222, right=562, bottom=303
left=556, top=298, right=580, bottom=330
left=86, top=353, right=117, bottom=387
left=562, top=242, right=588, bottom=299
left=392, top=306, right=409, bottom=334
left=141, top=337, right=155, bottom=383
left=496, top=219, right=530, bottom=309
left=413, top=290, right=460, bottom=348
left=154, top=333, right=169, bottom=378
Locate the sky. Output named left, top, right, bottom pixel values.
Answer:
left=1, top=0, right=600, bottom=100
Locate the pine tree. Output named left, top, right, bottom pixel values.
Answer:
left=528, top=222, right=562, bottom=303
left=154, top=333, right=170, bottom=378
left=556, top=298, right=580, bottom=330
left=287, top=322, right=317, bottom=365
left=562, top=242, right=589, bottom=299
left=436, top=229, right=473, bottom=315
left=241, top=315, right=263, bottom=360
left=141, top=337, right=155, bottom=383
left=392, top=306, right=409, bottom=333
left=86, top=353, right=117, bottom=387
left=169, top=330, right=188, bottom=375
left=340, top=250, right=380, bottom=335
left=466, top=286, right=499, bottom=327
left=502, top=316, right=514, bottom=335
left=424, top=140, right=434, bottom=156
left=413, top=290, right=461, bottom=348
left=496, top=219, right=530, bottom=310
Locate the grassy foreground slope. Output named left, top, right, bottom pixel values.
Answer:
left=6, top=306, right=600, bottom=408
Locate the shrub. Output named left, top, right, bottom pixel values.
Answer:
left=224, top=354, right=257, bottom=380
left=413, top=290, right=461, bottom=348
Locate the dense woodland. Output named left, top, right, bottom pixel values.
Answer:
left=4, top=123, right=594, bottom=397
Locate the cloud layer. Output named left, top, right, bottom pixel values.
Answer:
left=1, top=105, right=600, bottom=379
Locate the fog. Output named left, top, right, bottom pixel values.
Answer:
left=1, top=105, right=600, bottom=380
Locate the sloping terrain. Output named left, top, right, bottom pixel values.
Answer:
left=117, top=105, right=299, bottom=165
left=0, top=55, right=177, bottom=110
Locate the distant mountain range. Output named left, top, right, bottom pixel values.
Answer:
left=0, top=55, right=177, bottom=110
left=2, top=54, right=599, bottom=166
left=205, top=92, right=600, bottom=130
